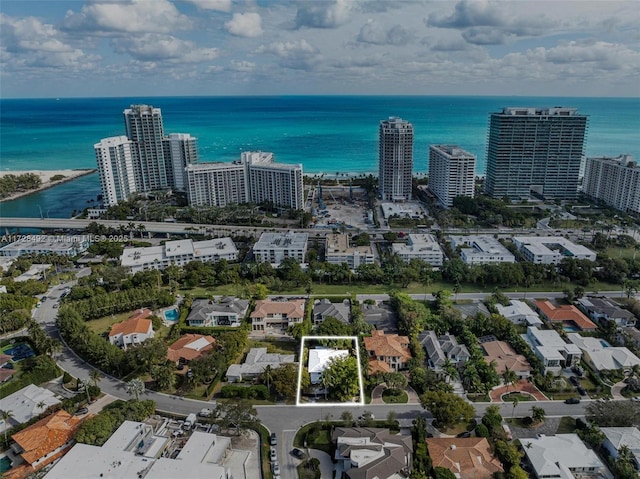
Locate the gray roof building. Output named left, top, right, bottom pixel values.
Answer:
left=419, top=331, right=470, bottom=369
left=187, top=297, right=250, bottom=327
left=578, top=296, right=636, bottom=328
left=225, top=347, right=295, bottom=382
left=313, top=298, right=350, bottom=326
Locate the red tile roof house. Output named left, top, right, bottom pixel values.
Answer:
left=534, top=300, right=598, bottom=331
left=0, top=353, right=16, bottom=384
left=250, top=299, right=305, bottom=332
left=167, top=334, right=216, bottom=364
left=108, top=314, right=155, bottom=349
left=364, top=330, right=412, bottom=373
left=427, top=437, right=504, bottom=478
left=4, top=410, right=85, bottom=479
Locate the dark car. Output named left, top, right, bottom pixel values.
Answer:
left=270, top=433, right=277, bottom=446
left=291, top=448, right=306, bottom=460
left=456, top=431, right=472, bottom=438
left=74, top=407, right=89, bottom=415
left=565, top=397, right=581, bottom=404
left=577, top=386, right=587, bottom=396
left=569, top=376, right=579, bottom=386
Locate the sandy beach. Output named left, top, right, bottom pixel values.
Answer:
left=0, top=169, right=96, bottom=203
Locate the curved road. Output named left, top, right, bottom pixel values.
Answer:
left=31, top=277, right=612, bottom=479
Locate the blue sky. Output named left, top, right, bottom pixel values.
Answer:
left=1, top=0, right=639, bottom=98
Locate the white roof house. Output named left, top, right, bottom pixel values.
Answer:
left=522, top=326, right=582, bottom=373
left=567, top=333, right=640, bottom=371
left=43, top=421, right=231, bottom=479
left=513, top=236, right=597, bottom=264
left=496, top=300, right=543, bottom=327
left=226, top=347, right=295, bottom=382
left=121, top=238, right=238, bottom=273
left=392, top=234, right=444, bottom=266
left=601, top=427, right=640, bottom=469
left=522, top=434, right=608, bottom=479
left=449, top=235, right=515, bottom=264
left=0, top=384, right=61, bottom=433
left=308, top=348, right=349, bottom=384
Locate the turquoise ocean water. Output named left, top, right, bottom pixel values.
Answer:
left=1, top=96, right=638, bottom=218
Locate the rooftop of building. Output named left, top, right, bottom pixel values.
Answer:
left=120, top=238, right=237, bottom=267
left=513, top=236, right=596, bottom=258
left=426, top=437, right=504, bottom=478
left=521, top=434, right=605, bottom=478
left=251, top=298, right=305, bottom=319
left=429, top=144, right=476, bottom=158
left=253, top=231, right=308, bottom=249
left=226, top=347, right=295, bottom=378
left=481, top=340, right=531, bottom=374
left=109, top=316, right=153, bottom=337
left=364, top=330, right=411, bottom=361
left=535, top=300, right=597, bottom=330
left=325, top=233, right=373, bottom=256
left=567, top=333, right=640, bottom=370
left=1, top=384, right=61, bottom=431
left=167, top=334, right=216, bottom=363
left=308, top=348, right=349, bottom=375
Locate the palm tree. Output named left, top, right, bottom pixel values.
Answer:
left=125, top=378, right=145, bottom=401
left=80, top=378, right=92, bottom=403
left=1, top=409, right=14, bottom=444
left=442, top=358, right=459, bottom=384
left=90, top=369, right=102, bottom=387
left=137, top=224, right=146, bottom=239
left=36, top=401, right=47, bottom=412
left=262, top=365, right=273, bottom=392
left=502, top=368, right=518, bottom=394
left=531, top=405, right=546, bottom=424
left=511, top=397, right=519, bottom=418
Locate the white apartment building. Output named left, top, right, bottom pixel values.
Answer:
left=94, top=136, right=137, bottom=207
left=120, top=238, right=238, bottom=273
left=252, top=231, right=308, bottom=265
left=513, top=236, right=596, bottom=264
left=522, top=326, right=581, bottom=374
left=583, top=154, right=640, bottom=214
left=449, top=235, right=515, bottom=264
left=163, top=133, right=198, bottom=191
left=243, top=151, right=304, bottom=210
left=185, top=161, right=248, bottom=207
left=428, top=145, right=476, bottom=207
left=379, top=117, right=413, bottom=201
left=391, top=234, right=444, bottom=266
left=325, top=234, right=375, bottom=269
left=0, top=235, right=91, bottom=257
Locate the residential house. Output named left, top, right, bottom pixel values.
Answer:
left=167, top=334, right=216, bottom=364
left=313, top=298, right=350, bottom=326
left=601, top=427, right=640, bottom=470
left=480, top=339, right=532, bottom=379
left=361, top=301, right=398, bottom=333
left=250, top=299, right=306, bottom=332
left=578, top=297, right=636, bottom=328
left=0, top=353, right=16, bottom=384
left=0, top=384, right=61, bottom=433
left=332, top=427, right=412, bottom=479
left=364, top=330, right=412, bottom=374
left=453, top=301, right=491, bottom=319
left=534, top=300, right=598, bottom=331
left=567, top=333, right=640, bottom=372
left=225, top=347, right=295, bottom=382
left=426, top=437, right=504, bottom=479
left=418, top=331, right=470, bottom=371
left=522, top=326, right=581, bottom=374
left=108, top=314, right=155, bottom=349
left=496, top=300, right=543, bottom=328
left=622, top=327, right=640, bottom=348
left=4, top=410, right=84, bottom=479
left=186, top=297, right=250, bottom=327
left=308, top=348, right=349, bottom=384
left=521, top=434, right=608, bottom=479
left=43, top=420, right=232, bottom=479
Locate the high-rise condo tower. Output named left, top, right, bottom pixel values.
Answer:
left=484, top=107, right=587, bottom=200
left=428, top=145, right=476, bottom=208
left=378, top=117, right=414, bottom=201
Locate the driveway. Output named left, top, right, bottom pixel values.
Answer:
left=490, top=380, right=548, bottom=402
left=308, top=449, right=334, bottom=479
left=610, top=380, right=626, bottom=400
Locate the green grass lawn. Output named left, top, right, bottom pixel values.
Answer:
left=502, top=392, right=535, bottom=402
left=556, top=416, right=577, bottom=434
left=294, top=423, right=334, bottom=455
left=382, top=388, right=408, bottom=404
left=435, top=421, right=469, bottom=436
left=248, top=339, right=299, bottom=355
left=86, top=311, right=132, bottom=334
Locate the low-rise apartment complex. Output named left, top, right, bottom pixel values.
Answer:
left=324, top=233, right=375, bottom=269
left=449, top=235, right=515, bottom=264
left=391, top=234, right=444, bottom=266
left=252, top=231, right=307, bottom=265
left=513, top=236, right=596, bottom=264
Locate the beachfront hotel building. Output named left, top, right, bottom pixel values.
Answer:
left=96, top=105, right=198, bottom=206
left=378, top=117, right=414, bottom=202
left=583, top=154, right=640, bottom=214
left=163, top=133, right=199, bottom=192
left=94, top=136, right=138, bottom=207
left=186, top=151, right=304, bottom=211
left=185, top=161, right=249, bottom=207
left=484, top=107, right=587, bottom=200
left=428, top=145, right=476, bottom=207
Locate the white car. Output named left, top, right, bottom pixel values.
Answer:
left=272, top=463, right=280, bottom=475
left=270, top=447, right=277, bottom=461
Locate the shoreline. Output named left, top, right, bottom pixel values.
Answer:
left=0, top=169, right=97, bottom=203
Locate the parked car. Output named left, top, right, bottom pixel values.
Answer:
left=577, top=386, right=587, bottom=396
left=270, top=433, right=277, bottom=445
left=456, top=431, right=471, bottom=438
left=198, top=408, right=212, bottom=418
left=270, top=447, right=277, bottom=461
left=74, top=407, right=89, bottom=415
left=272, top=463, right=280, bottom=475
left=291, top=448, right=306, bottom=460
left=565, top=397, right=581, bottom=404
left=572, top=366, right=584, bottom=376
left=569, top=376, right=579, bottom=386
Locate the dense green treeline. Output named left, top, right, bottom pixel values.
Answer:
left=0, top=173, right=42, bottom=199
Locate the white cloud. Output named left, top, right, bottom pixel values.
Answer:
left=357, top=20, right=413, bottom=46
left=255, top=39, right=319, bottom=70
left=225, top=12, right=263, bottom=38
left=182, top=0, right=231, bottom=12
left=294, top=0, right=352, bottom=29
left=63, top=0, right=191, bottom=34
left=111, top=34, right=219, bottom=62
left=230, top=59, right=256, bottom=71
left=0, top=13, right=97, bottom=70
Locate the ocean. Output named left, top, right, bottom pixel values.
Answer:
left=1, top=96, right=639, bottom=219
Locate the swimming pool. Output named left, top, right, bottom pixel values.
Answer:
left=599, top=340, right=610, bottom=348
left=163, top=308, right=179, bottom=322
left=563, top=325, right=580, bottom=332
left=0, top=456, right=12, bottom=473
